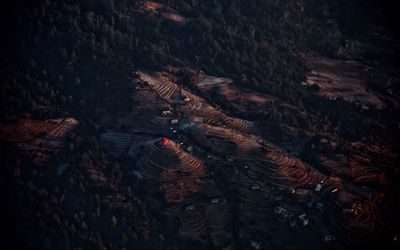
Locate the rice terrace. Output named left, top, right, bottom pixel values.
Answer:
left=1, top=1, right=400, bottom=250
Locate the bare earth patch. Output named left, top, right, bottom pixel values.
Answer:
left=139, top=1, right=186, bottom=24
left=304, top=55, right=399, bottom=109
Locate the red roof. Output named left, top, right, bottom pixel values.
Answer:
left=159, top=137, right=169, bottom=145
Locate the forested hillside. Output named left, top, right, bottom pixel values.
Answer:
left=1, top=1, right=400, bottom=249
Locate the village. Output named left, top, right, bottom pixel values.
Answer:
left=1, top=0, right=399, bottom=249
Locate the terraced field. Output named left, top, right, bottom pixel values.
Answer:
left=0, top=118, right=78, bottom=164
left=1, top=68, right=396, bottom=249
left=303, top=54, right=400, bottom=109
left=138, top=1, right=186, bottom=24
left=2, top=1, right=400, bottom=249
left=95, top=70, right=400, bottom=249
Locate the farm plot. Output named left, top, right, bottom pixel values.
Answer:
left=139, top=1, right=186, bottom=24
left=93, top=69, right=400, bottom=248
left=304, top=55, right=399, bottom=109
left=0, top=117, right=78, bottom=164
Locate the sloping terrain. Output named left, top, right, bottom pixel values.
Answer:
left=1, top=1, right=400, bottom=250
left=94, top=70, right=399, bottom=249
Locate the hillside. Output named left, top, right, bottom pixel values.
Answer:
left=1, top=1, right=400, bottom=249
